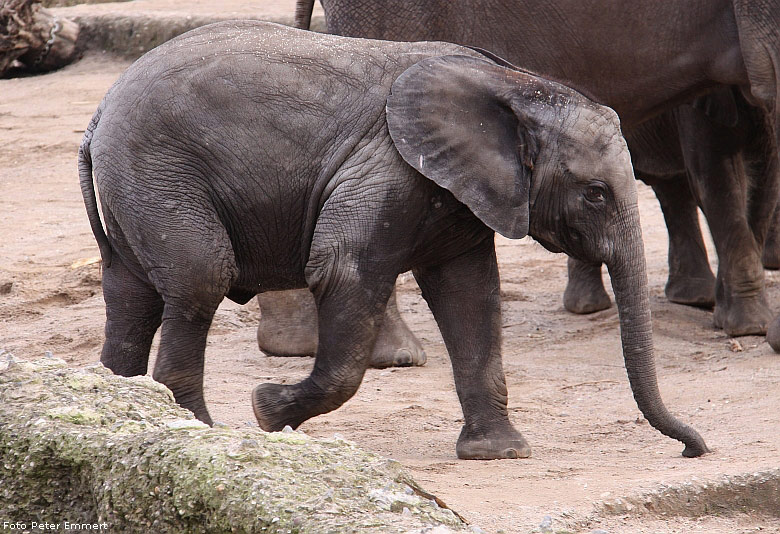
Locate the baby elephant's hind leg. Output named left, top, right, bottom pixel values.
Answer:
left=143, top=220, right=237, bottom=426
left=100, top=254, right=164, bottom=377
left=153, top=299, right=221, bottom=425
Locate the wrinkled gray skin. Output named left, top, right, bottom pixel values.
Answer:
left=257, top=288, right=421, bottom=368
left=621, top=88, right=776, bottom=334
left=288, top=0, right=780, bottom=342
left=80, top=21, right=708, bottom=459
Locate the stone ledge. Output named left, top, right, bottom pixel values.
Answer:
left=595, top=469, right=780, bottom=519
left=42, top=0, right=129, bottom=7
left=55, top=10, right=325, bottom=59
left=0, top=357, right=472, bottom=533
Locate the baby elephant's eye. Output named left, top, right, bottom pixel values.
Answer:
left=584, top=183, right=607, bottom=203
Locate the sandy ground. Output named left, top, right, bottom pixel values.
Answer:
left=2, top=22, right=780, bottom=534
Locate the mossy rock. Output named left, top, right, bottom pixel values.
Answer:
left=0, top=356, right=474, bottom=533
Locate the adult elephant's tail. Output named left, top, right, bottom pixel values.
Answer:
left=78, top=107, right=112, bottom=268
left=295, top=0, right=315, bottom=29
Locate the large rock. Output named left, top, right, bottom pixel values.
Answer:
left=0, top=356, right=473, bottom=533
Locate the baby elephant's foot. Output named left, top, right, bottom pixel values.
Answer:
left=369, top=309, right=426, bottom=369
left=456, top=424, right=531, bottom=460
left=664, top=274, right=715, bottom=308
left=713, top=295, right=773, bottom=337
left=252, top=383, right=308, bottom=432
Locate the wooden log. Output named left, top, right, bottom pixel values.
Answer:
left=0, top=0, right=79, bottom=76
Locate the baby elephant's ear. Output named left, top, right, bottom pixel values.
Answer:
left=386, top=54, right=538, bottom=239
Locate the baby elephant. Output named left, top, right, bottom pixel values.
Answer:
left=79, top=21, right=707, bottom=459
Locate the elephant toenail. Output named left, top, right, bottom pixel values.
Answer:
left=503, top=448, right=519, bottom=459
left=393, top=348, right=413, bottom=365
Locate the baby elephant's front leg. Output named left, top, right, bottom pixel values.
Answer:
left=414, top=236, right=530, bottom=460
left=252, top=274, right=396, bottom=431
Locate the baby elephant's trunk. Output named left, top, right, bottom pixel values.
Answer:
left=607, top=208, right=708, bottom=457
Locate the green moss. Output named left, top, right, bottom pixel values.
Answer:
left=46, top=405, right=104, bottom=425
left=265, top=431, right=311, bottom=445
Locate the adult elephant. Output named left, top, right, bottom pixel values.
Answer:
left=261, top=0, right=779, bottom=357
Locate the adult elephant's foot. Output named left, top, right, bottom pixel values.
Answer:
left=766, top=316, right=780, bottom=352
left=368, top=291, right=426, bottom=368
left=563, top=257, right=611, bottom=314
left=713, top=294, right=773, bottom=336
left=762, top=241, right=780, bottom=270
left=648, top=174, right=715, bottom=308
left=257, top=289, right=318, bottom=356
left=664, top=274, right=715, bottom=308
left=256, top=288, right=425, bottom=368
left=456, top=422, right=531, bottom=460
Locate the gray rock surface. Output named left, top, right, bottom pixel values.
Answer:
left=597, top=469, right=780, bottom=518
left=51, top=0, right=325, bottom=59
left=0, top=357, right=473, bottom=533
left=42, top=0, right=128, bottom=7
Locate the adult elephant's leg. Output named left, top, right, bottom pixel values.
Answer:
left=646, top=175, right=715, bottom=308
left=761, top=204, right=780, bottom=269
left=256, top=289, right=318, bottom=357
left=101, top=254, right=164, bottom=377
left=676, top=107, right=772, bottom=336
left=414, top=236, right=530, bottom=460
left=256, top=286, right=426, bottom=368
left=623, top=111, right=714, bottom=306
left=368, top=289, right=426, bottom=367
left=563, top=258, right=611, bottom=314
left=744, top=127, right=780, bottom=269
left=733, top=3, right=780, bottom=261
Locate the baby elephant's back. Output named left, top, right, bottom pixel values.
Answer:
left=91, top=21, right=463, bottom=194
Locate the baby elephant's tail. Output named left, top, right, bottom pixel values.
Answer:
left=78, top=108, right=112, bottom=268
left=294, top=0, right=315, bottom=29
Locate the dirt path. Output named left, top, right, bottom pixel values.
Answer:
left=1, top=14, right=779, bottom=534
